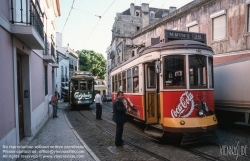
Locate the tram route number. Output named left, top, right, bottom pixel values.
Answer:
left=166, top=30, right=205, bottom=42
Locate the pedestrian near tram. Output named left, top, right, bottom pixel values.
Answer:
left=113, top=91, right=127, bottom=146
left=51, top=91, right=58, bottom=118
left=95, top=90, right=103, bottom=120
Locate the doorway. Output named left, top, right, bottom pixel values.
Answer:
left=17, top=54, right=24, bottom=141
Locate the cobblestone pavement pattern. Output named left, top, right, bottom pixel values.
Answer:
left=14, top=101, right=250, bottom=161
left=16, top=102, right=98, bottom=161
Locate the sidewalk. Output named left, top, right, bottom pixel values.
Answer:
left=17, top=102, right=99, bottom=161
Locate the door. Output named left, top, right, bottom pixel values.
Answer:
left=145, top=63, right=158, bottom=124
left=17, top=54, right=24, bottom=141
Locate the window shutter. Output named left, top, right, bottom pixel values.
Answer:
left=188, top=25, right=199, bottom=32
left=213, top=15, right=226, bottom=40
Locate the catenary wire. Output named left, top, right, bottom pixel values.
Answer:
left=82, top=0, right=116, bottom=46
left=61, top=0, right=76, bottom=33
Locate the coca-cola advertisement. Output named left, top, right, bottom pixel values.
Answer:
left=163, top=90, right=214, bottom=118
left=112, top=94, right=143, bottom=119
left=122, top=97, right=140, bottom=117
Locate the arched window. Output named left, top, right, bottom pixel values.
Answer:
left=150, top=11, right=155, bottom=18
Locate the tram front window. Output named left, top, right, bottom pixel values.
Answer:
left=80, top=82, right=87, bottom=90
left=88, top=81, right=93, bottom=91
left=189, top=55, right=207, bottom=88
left=164, top=56, right=185, bottom=88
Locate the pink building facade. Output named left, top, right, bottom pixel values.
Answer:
left=0, top=0, right=61, bottom=159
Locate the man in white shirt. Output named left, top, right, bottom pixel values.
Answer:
left=95, top=90, right=103, bottom=120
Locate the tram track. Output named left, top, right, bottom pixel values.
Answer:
left=76, top=105, right=224, bottom=161
left=77, top=110, right=170, bottom=161
left=100, top=103, right=226, bottom=160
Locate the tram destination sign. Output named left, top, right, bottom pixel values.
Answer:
left=164, top=30, right=206, bottom=44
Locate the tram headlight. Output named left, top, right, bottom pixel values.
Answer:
left=180, top=120, right=185, bottom=125
left=197, top=109, right=204, bottom=117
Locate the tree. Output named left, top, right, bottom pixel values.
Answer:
left=76, top=49, right=106, bottom=79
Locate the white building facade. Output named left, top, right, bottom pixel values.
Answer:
left=56, top=32, right=79, bottom=101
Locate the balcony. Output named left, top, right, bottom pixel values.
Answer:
left=10, top=0, right=44, bottom=49
left=43, top=34, right=56, bottom=63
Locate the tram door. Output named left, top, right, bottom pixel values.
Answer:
left=145, top=63, right=158, bottom=124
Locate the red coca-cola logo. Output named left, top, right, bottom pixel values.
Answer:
left=171, top=91, right=195, bottom=118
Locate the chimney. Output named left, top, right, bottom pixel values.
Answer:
left=130, top=3, right=135, bottom=16
left=141, top=3, right=149, bottom=28
left=169, top=6, right=176, bottom=13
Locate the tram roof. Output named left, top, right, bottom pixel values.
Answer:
left=142, top=40, right=213, bottom=55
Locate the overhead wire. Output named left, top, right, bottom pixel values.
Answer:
left=61, top=0, right=76, bottom=33
left=73, top=7, right=113, bottom=20
left=82, top=0, right=116, bottom=46
left=149, top=0, right=154, bottom=4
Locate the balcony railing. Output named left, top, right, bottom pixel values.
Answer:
left=10, top=0, right=44, bottom=40
left=51, top=37, right=55, bottom=58
left=43, top=34, right=56, bottom=63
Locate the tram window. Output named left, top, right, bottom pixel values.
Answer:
left=189, top=55, right=207, bottom=88
left=164, top=56, right=185, bottom=88
left=208, top=57, right=214, bottom=88
left=115, top=75, right=118, bottom=92
left=80, top=82, right=87, bottom=90
left=133, top=66, right=139, bottom=92
left=147, top=66, right=156, bottom=88
left=118, top=73, right=122, bottom=91
left=127, top=69, right=132, bottom=92
left=88, top=81, right=93, bottom=91
left=72, top=81, right=78, bottom=90
left=122, top=71, right=126, bottom=92
left=112, top=76, right=115, bottom=92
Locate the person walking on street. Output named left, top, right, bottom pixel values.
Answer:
left=51, top=91, right=58, bottom=118
left=113, top=91, right=127, bottom=146
left=95, top=90, right=103, bottom=120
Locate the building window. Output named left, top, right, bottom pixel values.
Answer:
left=188, top=25, right=199, bottom=32
left=186, top=21, right=199, bottom=32
left=248, top=4, right=250, bottom=32
left=135, top=10, right=140, bottom=16
left=65, top=67, right=67, bottom=78
left=150, top=11, right=155, bottom=18
left=44, top=65, right=48, bottom=95
left=210, top=10, right=227, bottom=41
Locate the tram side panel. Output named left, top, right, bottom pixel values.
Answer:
left=161, top=90, right=217, bottom=133
left=214, top=59, right=250, bottom=124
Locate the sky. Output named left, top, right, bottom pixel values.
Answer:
left=56, top=0, right=193, bottom=58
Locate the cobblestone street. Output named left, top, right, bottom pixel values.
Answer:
left=63, top=102, right=250, bottom=161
